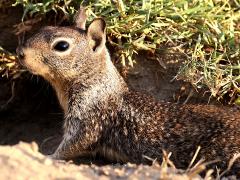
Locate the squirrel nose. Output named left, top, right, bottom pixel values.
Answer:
left=16, top=47, right=25, bottom=59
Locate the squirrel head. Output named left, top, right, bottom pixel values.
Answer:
left=17, top=7, right=107, bottom=82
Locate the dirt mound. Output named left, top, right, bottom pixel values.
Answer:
left=0, top=142, right=204, bottom=180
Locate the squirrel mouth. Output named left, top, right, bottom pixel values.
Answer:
left=17, top=57, right=25, bottom=67
left=17, top=59, right=37, bottom=74
left=17, top=57, right=29, bottom=71
left=25, top=66, right=38, bottom=74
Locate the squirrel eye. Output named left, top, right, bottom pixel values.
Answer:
left=53, top=41, right=69, bottom=52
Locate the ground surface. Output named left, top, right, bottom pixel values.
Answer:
left=0, top=142, right=206, bottom=180
left=0, top=6, right=236, bottom=180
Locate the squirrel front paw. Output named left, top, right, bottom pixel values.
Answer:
left=46, top=153, right=66, bottom=164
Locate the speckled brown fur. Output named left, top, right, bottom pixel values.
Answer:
left=17, top=7, right=240, bottom=175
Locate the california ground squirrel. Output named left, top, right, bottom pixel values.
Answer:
left=17, top=7, right=240, bottom=175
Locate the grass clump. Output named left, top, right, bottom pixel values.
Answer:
left=4, top=0, right=240, bottom=104
left=0, top=47, right=21, bottom=79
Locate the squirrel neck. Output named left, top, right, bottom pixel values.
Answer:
left=50, top=49, right=128, bottom=115
left=68, top=50, right=128, bottom=114
left=48, top=75, right=70, bottom=113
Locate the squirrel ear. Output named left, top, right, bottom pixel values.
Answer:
left=87, top=18, right=106, bottom=53
left=73, top=6, right=87, bottom=30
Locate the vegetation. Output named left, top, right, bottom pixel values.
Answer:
left=0, top=47, right=21, bottom=79
left=1, top=0, right=240, bottom=104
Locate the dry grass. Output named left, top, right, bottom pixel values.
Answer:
left=0, top=46, right=21, bottom=79
left=159, top=148, right=240, bottom=179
